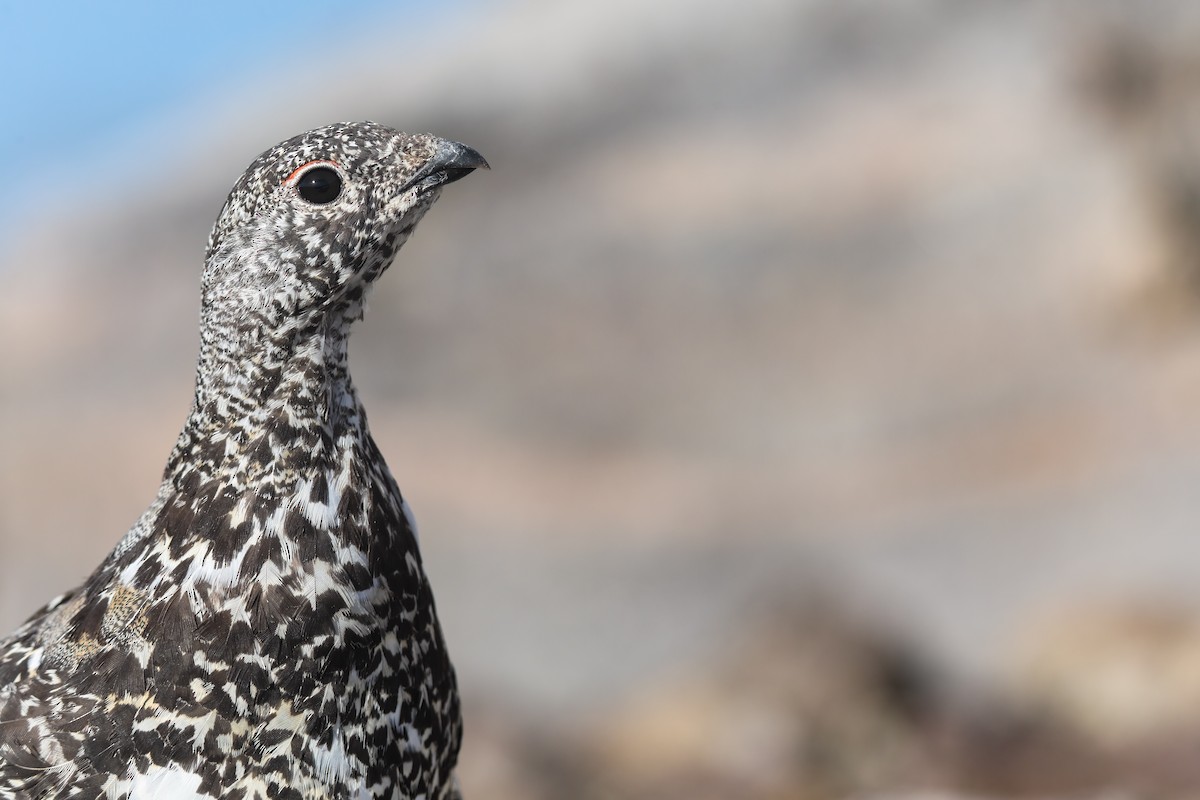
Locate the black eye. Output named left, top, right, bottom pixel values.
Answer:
left=296, top=166, right=342, bottom=204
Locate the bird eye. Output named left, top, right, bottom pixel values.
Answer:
left=295, top=165, right=342, bottom=204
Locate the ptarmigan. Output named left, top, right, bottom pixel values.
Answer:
left=0, top=122, right=487, bottom=799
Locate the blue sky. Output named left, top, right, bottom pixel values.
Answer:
left=0, top=0, right=443, bottom=229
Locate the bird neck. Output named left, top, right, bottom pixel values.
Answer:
left=167, top=309, right=366, bottom=490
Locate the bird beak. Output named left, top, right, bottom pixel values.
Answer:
left=434, top=140, right=490, bottom=185
left=396, top=139, right=489, bottom=199
left=403, top=140, right=489, bottom=195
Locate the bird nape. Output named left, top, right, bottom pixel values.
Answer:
left=0, top=121, right=487, bottom=800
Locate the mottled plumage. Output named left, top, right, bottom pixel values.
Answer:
left=0, top=121, right=487, bottom=799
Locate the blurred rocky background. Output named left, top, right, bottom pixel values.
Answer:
left=10, top=0, right=1200, bottom=796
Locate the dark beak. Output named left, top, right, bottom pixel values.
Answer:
left=435, top=140, right=490, bottom=186
left=402, top=139, right=489, bottom=195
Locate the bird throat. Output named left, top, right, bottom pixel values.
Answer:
left=180, top=309, right=361, bottom=480
left=148, top=304, right=401, bottom=571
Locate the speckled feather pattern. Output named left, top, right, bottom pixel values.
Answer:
left=0, top=122, right=484, bottom=799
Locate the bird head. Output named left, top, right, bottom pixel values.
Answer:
left=200, top=121, right=487, bottom=332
